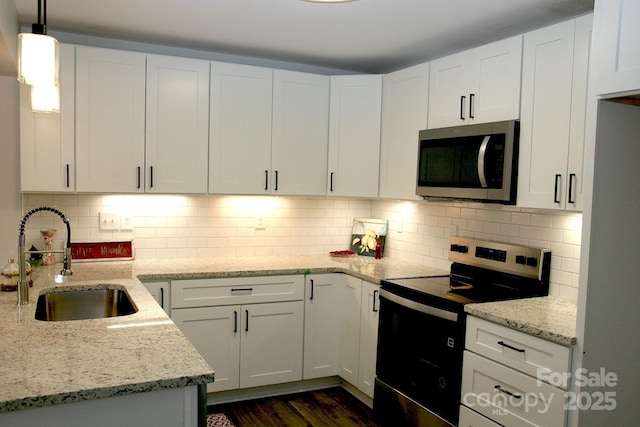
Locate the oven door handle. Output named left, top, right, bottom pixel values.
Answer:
left=379, top=289, right=458, bottom=322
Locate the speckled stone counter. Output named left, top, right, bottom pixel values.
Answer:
left=0, top=254, right=448, bottom=414
left=0, top=268, right=215, bottom=414
left=465, top=296, right=578, bottom=347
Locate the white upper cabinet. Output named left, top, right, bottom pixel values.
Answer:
left=428, top=36, right=522, bottom=129
left=76, top=46, right=146, bottom=193
left=209, top=62, right=273, bottom=194
left=209, top=66, right=329, bottom=196
left=271, top=70, right=329, bottom=196
left=517, top=15, right=592, bottom=211
left=20, top=43, right=75, bottom=192
left=592, top=0, right=640, bottom=96
left=145, top=54, right=210, bottom=193
left=327, top=75, right=382, bottom=198
left=379, top=62, right=430, bottom=200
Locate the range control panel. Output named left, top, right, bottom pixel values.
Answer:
left=449, top=236, right=550, bottom=280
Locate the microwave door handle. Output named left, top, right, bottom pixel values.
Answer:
left=477, top=135, right=490, bottom=188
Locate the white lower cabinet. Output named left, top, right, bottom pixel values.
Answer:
left=141, top=280, right=171, bottom=315
left=339, top=276, right=380, bottom=398
left=170, top=276, right=304, bottom=393
left=303, top=274, right=345, bottom=380
left=461, top=316, right=572, bottom=427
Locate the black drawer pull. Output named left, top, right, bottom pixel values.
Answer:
left=498, top=340, right=525, bottom=353
left=231, top=288, right=253, bottom=292
left=310, top=279, right=314, bottom=300
left=495, top=385, right=521, bottom=399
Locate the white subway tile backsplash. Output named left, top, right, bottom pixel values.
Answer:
left=21, top=194, right=583, bottom=302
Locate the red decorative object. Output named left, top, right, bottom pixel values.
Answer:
left=71, top=241, right=134, bottom=261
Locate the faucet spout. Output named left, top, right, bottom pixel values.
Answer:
left=18, top=207, right=73, bottom=305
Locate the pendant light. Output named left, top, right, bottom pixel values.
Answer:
left=17, top=0, right=59, bottom=86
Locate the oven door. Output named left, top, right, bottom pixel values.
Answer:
left=374, top=289, right=464, bottom=427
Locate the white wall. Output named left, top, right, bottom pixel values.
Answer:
left=22, top=193, right=582, bottom=301
left=0, top=76, right=22, bottom=260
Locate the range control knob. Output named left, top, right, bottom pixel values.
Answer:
left=526, top=257, right=538, bottom=267
left=450, top=244, right=469, bottom=253
left=515, top=255, right=526, bottom=265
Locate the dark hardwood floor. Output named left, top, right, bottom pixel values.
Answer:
left=207, top=387, right=381, bottom=427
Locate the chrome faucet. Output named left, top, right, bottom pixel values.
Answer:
left=18, top=207, right=73, bottom=305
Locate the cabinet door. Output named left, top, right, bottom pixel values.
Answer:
left=172, top=306, right=241, bottom=393
left=517, top=19, right=576, bottom=209
left=76, top=46, right=146, bottom=192
left=379, top=62, right=429, bottom=200
left=358, top=281, right=380, bottom=398
left=428, top=51, right=472, bottom=128
left=327, top=75, right=382, bottom=198
left=240, top=301, right=304, bottom=388
left=339, top=275, right=362, bottom=386
left=271, top=70, right=329, bottom=196
left=565, top=14, right=593, bottom=212
left=209, top=62, right=273, bottom=194
left=146, top=55, right=210, bottom=194
left=592, top=0, right=640, bottom=96
left=303, top=274, right=345, bottom=380
left=472, top=35, right=522, bottom=124
left=142, top=280, right=171, bottom=315
left=20, top=43, right=75, bottom=192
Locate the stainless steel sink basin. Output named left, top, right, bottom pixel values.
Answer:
left=35, top=287, right=138, bottom=321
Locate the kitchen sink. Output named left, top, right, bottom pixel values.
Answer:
left=35, top=287, right=138, bottom=321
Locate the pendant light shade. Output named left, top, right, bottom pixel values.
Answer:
left=30, top=83, right=60, bottom=113
left=18, top=0, right=59, bottom=86
left=18, top=33, right=59, bottom=86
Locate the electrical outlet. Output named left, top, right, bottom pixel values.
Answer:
left=120, top=215, right=134, bottom=231
left=99, top=212, right=120, bottom=230
left=255, top=217, right=265, bottom=230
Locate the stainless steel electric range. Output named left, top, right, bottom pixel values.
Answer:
left=373, top=236, right=551, bottom=427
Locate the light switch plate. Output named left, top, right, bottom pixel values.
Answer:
left=99, top=212, right=120, bottom=230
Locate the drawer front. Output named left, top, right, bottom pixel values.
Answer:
left=462, top=350, right=566, bottom=427
left=171, top=275, right=304, bottom=308
left=466, top=316, right=572, bottom=388
left=459, top=405, right=502, bottom=427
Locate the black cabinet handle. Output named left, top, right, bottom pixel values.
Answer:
left=65, top=164, right=70, bottom=188
left=149, top=166, right=154, bottom=188
left=137, top=167, right=141, bottom=189
left=274, top=170, right=279, bottom=191
left=460, top=95, right=466, bottom=120
left=495, top=385, right=522, bottom=399
left=231, top=287, right=253, bottom=293
left=245, top=310, right=249, bottom=332
left=469, top=93, right=475, bottom=119
left=330, top=172, right=334, bottom=192
left=553, top=174, right=561, bottom=203
left=373, top=290, right=379, bottom=312
left=498, top=340, right=525, bottom=353
left=310, top=279, right=314, bottom=300
left=234, top=310, right=238, bottom=333
left=568, top=173, right=576, bottom=204
left=159, top=287, right=164, bottom=309
left=265, top=170, right=269, bottom=191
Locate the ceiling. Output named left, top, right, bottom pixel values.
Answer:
left=13, top=0, right=594, bottom=73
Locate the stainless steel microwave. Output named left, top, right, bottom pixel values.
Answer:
left=416, top=120, right=519, bottom=204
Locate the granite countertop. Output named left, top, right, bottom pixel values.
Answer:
left=0, top=254, right=448, bottom=414
left=465, top=296, right=578, bottom=347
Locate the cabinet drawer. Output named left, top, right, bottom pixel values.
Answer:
left=462, top=351, right=566, bottom=427
left=171, top=275, right=304, bottom=308
left=466, top=316, right=571, bottom=388
left=459, top=405, right=502, bottom=427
